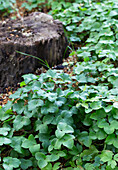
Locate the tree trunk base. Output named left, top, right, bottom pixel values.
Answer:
left=0, top=12, right=69, bottom=88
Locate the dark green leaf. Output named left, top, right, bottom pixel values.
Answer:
left=20, top=159, right=32, bottom=170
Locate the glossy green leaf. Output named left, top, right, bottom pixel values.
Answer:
left=13, top=115, right=30, bottom=130
left=78, top=131, right=92, bottom=147
left=10, top=136, right=25, bottom=154
left=29, top=144, right=40, bottom=155
left=28, top=99, right=44, bottom=111
left=22, top=134, right=37, bottom=149
left=3, top=157, right=21, bottom=170
left=37, top=159, right=47, bottom=169
left=100, top=150, right=113, bottom=162
left=22, top=74, right=38, bottom=84
left=114, top=154, right=118, bottom=162
left=0, top=137, right=11, bottom=146
left=90, top=101, right=102, bottom=110
left=0, top=108, right=11, bottom=121
left=90, top=109, right=106, bottom=120
left=0, top=127, right=11, bottom=136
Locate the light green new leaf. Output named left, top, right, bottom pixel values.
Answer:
left=13, top=115, right=30, bottom=131
left=113, top=102, right=118, bottom=109
left=38, top=159, right=47, bottom=169
left=0, top=108, right=11, bottom=121
left=76, top=73, right=87, bottom=83
left=108, top=76, right=118, bottom=87
left=105, top=134, right=116, bottom=145
left=46, top=154, right=59, bottom=162
left=100, top=150, right=113, bottom=162
left=0, top=127, right=11, bottom=136
left=114, top=154, right=118, bottom=162
left=22, top=74, right=38, bottom=84
left=55, top=97, right=67, bottom=107
left=97, top=119, right=108, bottom=128
left=104, top=125, right=114, bottom=134
left=85, top=163, right=94, bottom=170
left=110, top=120, right=118, bottom=129
left=108, top=160, right=117, bottom=169
left=43, top=82, right=55, bottom=91
left=0, top=137, right=11, bottom=146
left=35, top=152, right=46, bottom=160
left=29, top=144, right=40, bottom=155
left=103, top=105, right=112, bottom=113
left=90, top=101, right=102, bottom=110
left=9, top=88, right=22, bottom=99
left=105, top=134, right=118, bottom=148
left=109, top=10, right=118, bottom=17
left=35, top=152, right=48, bottom=168
left=57, top=122, right=74, bottom=133
left=22, top=134, right=37, bottom=149
left=63, top=134, right=74, bottom=149
left=52, top=162, right=61, bottom=170
left=3, top=157, right=21, bottom=170
left=46, top=92, right=57, bottom=102
left=54, top=134, right=74, bottom=149
left=55, top=129, right=65, bottom=139
left=28, top=99, right=44, bottom=111
left=13, top=100, right=24, bottom=114
left=10, top=136, right=25, bottom=154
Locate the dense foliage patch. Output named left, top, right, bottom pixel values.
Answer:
left=0, top=0, right=16, bottom=17
left=1, top=0, right=118, bottom=169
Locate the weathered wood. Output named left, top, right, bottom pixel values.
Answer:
left=0, top=12, right=69, bottom=88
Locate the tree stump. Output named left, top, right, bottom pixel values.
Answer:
left=0, top=12, right=69, bottom=89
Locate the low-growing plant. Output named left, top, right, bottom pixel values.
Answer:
left=49, top=0, right=89, bottom=43
left=1, top=58, right=118, bottom=169
left=76, top=0, right=118, bottom=63
left=1, top=0, right=118, bottom=169
left=21, top=0, right=47, bottom=12
left=0, top=0, right=18, bottom=18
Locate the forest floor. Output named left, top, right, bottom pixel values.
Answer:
left=0, top=2, right=77, bottom=106
left=0, top=54, right=77, bottom=106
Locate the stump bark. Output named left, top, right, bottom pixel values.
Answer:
left=0, top=12, right=69, bottom=88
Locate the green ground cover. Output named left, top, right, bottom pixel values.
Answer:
left=1, top=0, right=118, bottom=169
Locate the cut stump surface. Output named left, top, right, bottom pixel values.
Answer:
left=0, top=12, right=68, bottom=88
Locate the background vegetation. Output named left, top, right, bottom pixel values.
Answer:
left=1, top=0, right=118, bottom=169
